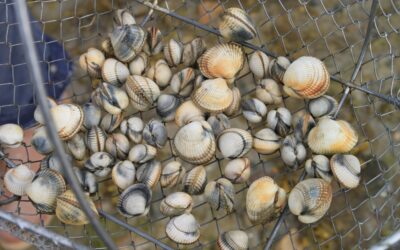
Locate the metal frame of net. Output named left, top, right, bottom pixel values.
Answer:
left=0, top=0, right=399, bottom=249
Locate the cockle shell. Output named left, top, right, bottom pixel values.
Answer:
left=129, top=52, right=148, bottom=75
left=86, top=126, right=106, bottom=153
left=292, top=110, right=316, bottom=141
left=305, top=155, right=332, bottom=183
left=175, top=101, right=205, bottom=127
left=218, top=230, right=248, bottom=250
left=280, top=135, right=307, bottom=169
left=82, top=103, right=102, bottom=130
left=146, top=59, right=172, bottom=89
left=160, top=192, right=193, bottom=217
left=0, top=123, right=23, bottom=148
left=40, top=154, right=73, bottom=176
left=113, top=9, right=136, bottom=27
left=157, top=94, right=180, bottom=122
left=56, top=190, right=98, bottom=225
left=256, top=78, right=283, bottom=105
left=207, top=114, right=231, bottom=136
left=249, top=51, right=270, bottom=79
left=182, top=165, right=207, bottom=195
left=136, top=160, right=162, bottom=189
left=173, top=121, right=216, bottom=165
left=101, top=58, right=129, bottom=86
left=34, top=97, right=57, bottom=125
left=330, top=154, right=361, bottom=189
left=101, top=37, right=114, bottom=56
left=288, top=178, right=332, bottom=224
left=224, top=158, right=251, bottom=184
left=117, top=183, right=152, bottom=217
left=105, top=133, right=130, bottom=159
left=219, top=7, right=256, bottom=42
left=128, top=144, right=157, bottom=164
left=31, top=126, right=53, bottom=155
left=183, top=37, right=206, bottom=66
left=143, top=119, right=168, bottom=148
left=4, top=164, right=34, bottom=196
left=252, top=128, right=281, bottom=155
left=93, top=82, right=129, bottom=115
left=224, top=87, right=241, bottom=116
left=170, top=67, right=196, bottom=97
left=112, top=160, right=136, bottom=190
left=73, top=167, right=97, bottom=195
left=308, top=95, right=338, bottom=118
left=283, top=56, right=330, bottom=99
left=84, top=152, right=114, bottom=177
left=66, top=133, right=87, bottom=161
left=125, top=75, right=160, bottom=111
left=198, top=43, right=244, bottom=82
left=120, top=116, right=144, bottom=143
left=26, top=169, right=67, bottom=213
left=100, top=113, right=124, bottom=133
left=51, top=104, right=84, bottom=140
left=164, top=39, right=183, bottom=66
left=266, top=107, right=292, bottom=137
left=79, top=48, right=105, bottom=78
left=246, top=176, right=286, bottom=224
left=307, top=117, right=358, bottom=154
left=160, top=161, right=186, bottom=188
left=268, top=56, right=290, bottom=83
left=192, top=78, right=233, bottom=113
left=143, top=26, right=163, bottom=55
left=166, top=213, right=200, bottom=244
left=241, top=98, right=267, bottom=123
left=217, top=128, right=253, bottom=159
left=204, top=178, right=235, bottom=213
left=110, top=24, right=146, bottom=63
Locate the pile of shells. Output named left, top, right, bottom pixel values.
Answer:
left=0, top=6, right=363, bottom=248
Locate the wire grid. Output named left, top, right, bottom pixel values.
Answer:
left=0, top=0, right=399, bottom=249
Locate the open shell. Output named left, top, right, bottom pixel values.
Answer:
left=204, top=178, right=235, bottom=213
left=330, top=154, right=361, bottom=189
left=160, top=192, right=193, bottom=217
left=56, top=190, right=98, bottom=225
left=192, top=78, right=233, bottom=113
left=160, top=161, right=186, bottom=188
left=0, top=123, right=24, bottom=148
left=219, top=7, right=256, bottom=42
left=166, top=213, right=200, bottom=245
left=4, top=164, right=34, bottom=196
left=117, top=183, right=152, bottom=217
left=224, top=158, right=251, bottom=184
left=217, top=128, right=253, bottom=159
left=125, top=75, right=160, bottom=111
left=112, top=160, right=136, bottom=190
left=101, top=58, right=129, bottom=86
left=175, top=101, right=205, bottom=127
left=182, top=166, right=207, bottom=195
left=252, top=128, right=281, bottom=155
left=110, top=24, right=146, bottom=62
left=305, top=155, right=332, bottom=183
left=217, top=230, right=249, bottom=250
left=51, top=104, right=84, bottom=140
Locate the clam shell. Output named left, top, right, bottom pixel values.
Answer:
left=146, top=59, right=172, bottom=89
left=170, top=67, right=196, bottom=97
left=219, top=7, right=256, bottom=42
left=143, top=26, right=163, bottom=55
left=164, top=38, right=183, bottom=66
left=157, top=94, right=180, bottom=122
left=288, top=178, right=332, bottom=224
left=34, top=97, right=57, bottom=125
left=93, top=82, right=129, bottom=115
left=183, top=37, right=206, bottom=66
left=207, top=114, right=231, bottom=136
left=105, top=133, right=130, bottom=159
left=280, top=135, right=307, bottom=169
left=160, top=192, right=193, bottom=217
left=0, top=123, right=23, bottom=148
left=113, top=9, right=136, bottom=27
left=125, top=75, right=160, bottom=111
left=246, top=176, right=286, bottom=224
left=224, top=87, right=241, bottom=116
left=330, top=154, right=361, bottom=189
left=31, top=126, right=54, bottom=155
left=129, top=52, right=148, bottom=75
left=204, top=178, right=235, bottom=213
left=82, top=103, right=102, bottom=130
left=66, top=133, right=87, bottom=161
left=224, top=158, right=251, bottom=184
left=110, top=24, right=146, bottom=63
left=40, top=153, right=73, bottom=176
left=268, top=56, right=290, bottom=83
left=249, top=51, right=270, bottom=79
left=143, top=119, right=168, bottom=148
left=292, top=110, right=316, bottom=142
left=117, top=183, right=152, bottom=217
left=166, top=213, right=200, bottom=244
left=160, top=161, right=186, bottom=188
left=266, top=107, right=292, bottom=137
left=241, top=98, right=267, bottom=123
left=51, top=104, right=84, bottom=140
left=4, top=164, right=34, bottom=196
left=305, top=155, right=332, bottom=183
left=136, top=160, right=162, bottom=189
left=252, top=128, right=281, bottom=155
left=182, top=165, right=207, bottom=195
left=192, top=78, right=233, bottom=113
left=100, top=113, right=124, bottom=133
left=128, top=144, right=157, bottom=164
left=120, top=116, right=144, bottom=143
left=217, top=128, right=253, bottom=159
left=56, top=190, right=98, bottom=225
left=101, top=58, right=129, bottom=86
left=256, top=78, right=283, bottom=105
left=79, top=48, right=105, bottom=78
left=308, top=95, right=338, bottom=118
left=84, top=152, right=115, bottom=177
left=112, top=160, right=136, bottom=190
left=73, top=167, right=97, bottom=195
left=217, top=230, right=249, bottom=250
left=85, top=126, right=106, bottom=153
left=175, top=100, right=205, bottom=127
left=307, top=117, right=358, bottom=154
left=173, top=121, right=216, bottom=165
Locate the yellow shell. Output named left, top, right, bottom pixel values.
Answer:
left=192, top=78, right=233, bottom=113
left=56, top=190, right=98, bottom=225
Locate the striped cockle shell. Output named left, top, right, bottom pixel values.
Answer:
left=175, top=100, right=205, bottom=127
left=217, top=128, right=253, bottom=159
left=166, top=213, right=200, bottom=245
left=100, top=113, right=124, bottom=133
left=125, top=75, right=160, bottom=111
left=160, top=161, right=186, bottom=188
left=170, top=67, right=196, bottom=97
left=4, top=164, right=34, bottom=196
left=330, top=154, right=361, bottom=189
left=136, top=160, right=162, bottom=189
left=268, top=56, right=290, bottom=83
left=73, top=167, right=97, bottom=195
left=129, top=52, right=148, bottom=75
left=79, top=47, right=105, bottom=78
left=143, top=26, right=163, bottom=55
left=34, top=97, right=57, bottom=125
left=0, top=123, right=24, bottom=148
left=224, top=158, right=251, bottom=184
left=249, top=51, right=270, bottom=79
left=112, top=160, right=136, bottom=190
left=143, top=119, right=167, bottom=148
left=160, top=192, right=193, bottom=217
left=224, top=87, right=241, bottom=116
left=82, top=103, right=102, bottom=130
left=252, top=128, right=281, bottom=155
left=51, top=104, right=84, bottom=140
left=266, top=107, right=292, bottom=137
left=31, top=126, right=53, bottom=155
left=219, top=7, right=256, bottom=42
left=109, top=24, right=146, bottom=63
left=256, top=78, right=283, bottom=105
left=93, top=82, right=129, bottom=115
left=217, top=230, right=249, bottom=250
left=117, top=183, right=152, bottom=217
left=308, top=95, right=338, bottom=119
left=145, top=59, right=172, bottom=89
left=56, top=190, right=98, bottom=225
left=182, top=165, right=207, bottom=195
left=292, top=110, right=316, bottom=142
left=241, top=98, right=267, bottom=123
left=280, top=135, right=307, bottom=169
left=113, top=8, right=136, bottom=27
left=120, top=116, right=144, bottom=143
left=84, top=152, right=114, bottom=177
left=207, top=114, right=231, bottom=136
left=156, top=94, right=180, bottom=122
left=305, top=155, right=332, bottom=183
left=128, top=144, right=157, bottom=164
left=183, top=37, right=206, bottom=66
left=192, top=78, right=233, bottom=113
left=164, top=38, right=183, bottom=66
left=85, top=126, right=106, bottom=153
left=101, top=58, right=129, bottom=86
left=105, top=133, right=130, bottom=160
left=204, top=178, right=235, bottom=213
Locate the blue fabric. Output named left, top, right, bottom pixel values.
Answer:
left=0, top=1, right=72, bottom=127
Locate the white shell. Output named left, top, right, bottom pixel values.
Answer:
left=160, top=161, right=186, bottom=188
left=224, top=87, right=241, bottom=116
left=160, top=192, right=193, bottom=217
left=268, top=56, right=290, bottom=83
left=93, top=82, right=129, bottom=115
left=182, top=165, right=207, bottom=195
left=204, top=178, right=235, bottom=213
left=164, top=39, right=183, bottom=66
left=120, top=116, right=144, bottom=143
left=31, top=126, right=53, bottom=155
left=125, top=75, right=160, bottom=111
left=105, top=133, right=130, bottom=160
left=128, top=144, right=157, bottom=164
left=129, top=52, right=148, bottom=75
left=79, top=48, right=105, bottom=78
left=117, top=183, right=152, bottom=217
left=146, top=59, right=172, bottom=89
left=34, top=98, right=57, bottom=125
left=308, top=95, right=338, bottom=118
left=170, top=67, right=196, bottom=97
left=101, top=58, right=129, bottom=86
left=249, top=51, right=270, bottom=79
left=66, top=133, right=87, bottom=161
left=182, top=37, right=206, bottom=66
left=266, top=107, right=292, bottom=137
left=136, top=160, right=162, bottom=189
left=51, top=104, right=84, bottom=140
left=224, top=158, right=251, bottom=184
left=192, top=78, right=233, bottom=113
left=0, top=123, right=24, bottom=148
left=112, top=161, right=136, bottom=190
left=4, top=164, right=34, bottom=196
left=280, top=135, right=307, bottom=169
left=256, top=79, right=282, bottom=105
left=218, top=230, right=249, bottom=250
left=219, top=7, right=257, bottom=42
left=330, top=154, right=361, bottom=189
left=305, top=155, right=332, bottom=183
left=166, top=213, right=200, bottom=244
left=175, top=101, right=205, bottom=127
left=86, top=126, right=106, bottom=153
left=84, top=152, right=115, bottom=177
left=252, top=128, right=281, bottom=155
left=82, top=103, right=102, bottom=130
left=241, top=98, right=267, bottom=123
left=207, top=114, right=231, bottom=136
left=217, top=128, right=253, bottom=159
left=143, top=119, right=167, bottom=149
left=156, top=94, right=180, bottom=122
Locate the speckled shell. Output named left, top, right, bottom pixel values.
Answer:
left=110, top=24, right=147, bottom=63
left=175, top=101, right=205, bottom=127
left=117, top=183, right=152, bottom=217
left=160, top=192, right=193, bottom=217
left=308, top=95, right=338, bottom=118
left=292, top=110, right=316, bottom=142
left=170, top=67, right=196, bottom=97
left=217, top=128, right=253, bottom=159
left=204, top=178, right=235, bottom=213
left=182, top=166, right=207, bottom=195
left=256, top=78, right=283, bottom=105
left=34, top=97, right=57, bottom=125
left=56, top=190, right=98, bottom=225
left=219, top=7, right=256, bottom=42
left=224, top=87, right=241, bottom=116
left=136, top=160, right=162, bottom=189
left=266, top=107, right=292, bottom=137
left=125, top=75, right=160, bottom=111
left=252, top=128, right=281, bottom=155
left=249, top=51, right=270, bottom=79
left=86, top=126, right=106, bottom=153
left=241, top=98, right=267, bottom=123
left=307, top=117, right=358, bottom=154
left=280, top=135, right=307, bottom=169
left=166, top=213, right=200, bottom=245
left=112, top=160, right=136, bottom=190
left=128, top=144, right=157, bottom=164
left=82, top=103, right=102, bottom=130
left=268, top=56, right=290, bottom=83
left=93, top=82, right=129, bottom=115
left=330, top=154, right=361, bottom=189
left=217, top=230, right=249, bottom=250
left=51, top=104, right=84, bottom=140
left=183, top=37, right=206, bottom=66
left=164, top=39, right=183, bottom=66
left=207, top=114, right=231, bottom=136
left=146, top=59, right=172, bottom=89
left=143, top=119, right=168, bottom=149
left=79, top=48, right=105, bottom=78
left=192, top=78, right=233, bottom=113
left=129, top=52, right=148, bottom=75
left=143, top=26, right=163, bottom=55
left=105, top=133, right=130, bottom=160
left=101, top=58, right=129, bottom=86
left=31, top=126, right=54, bottom=155
left=100, top=113, right=124, bottom=133
left=224, top=158, right=251, bottom=184
left=0, top=123, right=24, bottom=148
left=120, top=116, right=144, bottom=143
left=4, top=164, right=34, bottom=196
left=66, top=133, right=87, bottom=161
left=305, top=155, right=332, bottom=183
left=160, top=161, right=186, bottom=188
left=157, top=94, right=180, bottom=122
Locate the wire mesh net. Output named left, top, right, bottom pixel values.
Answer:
left=0, top=0, right=399, bottom=249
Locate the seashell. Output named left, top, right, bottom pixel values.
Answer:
left=160, top=161, right=186, bottom=188
left=217, top=128, right=253, bottom=159
left=266, top=107, right=292, bottom=137
left=51, top=104, right=84, bottom=140
left=156, top=94, right=180, bottom=122
left=117, top=183, right=152, bottom=217
left=164, top=39, right=183, bottom=66
left=120, top=116, right=144, bottom=143
left=100, top=113, right=124, bottom=133
left=143, top=119, right=168, bottom=148
left=204, top=178, right=235, bottom=213
left=173, top=121, right=216, bottom=165
left=101, top=58, right=130, bottom=86
left=292, top=110, right=316, bottom=142
left=93, top=82, right=129, bottom=115
left=101, top=37, right=114, bottom=56
left=125, top=75, right=160, bottom=111
left=175, top=101, right=205, bottom=127
left=84, top=152, right=115, bottom=177
left=256, top=79, right=283, bottom=105
left=192, top=78, right=233, bottom=113
left=198, top=43, right=244, bottom=82
left=166, top=213, right=200, bottom=245
left=146, top=59, right=172, bottom=89
left=280, top=135, right=307, bottom=169
left=288, top=178, right=332, bottom=224
left=224, top=158, right=251, bottom=185
left=34, top=97, right=57, bottom=125
left=219, top=7, right=256, bottom=42
left=170, top=67, right=196, bottom=97
left=252, top=128, right=281, bottom=155
left=128, top=144, right=157, bottom=164
left=308, top=95, right=338, bottom=118
left=224, top=87, right=241, bottom=116
left=31, top=126, right=53, bottom=155
left=26, top=169, right=67, bottom=213
left=105, top=133, right=130, bottom=159
left=217, top=230, right=249, bottom=250
left=182, top=165, right=207, bottom=195
left=268, top=56, right=290, bottom=83
left=112, top=160, right=136, bottom=190
left=79, top=48, right=105, bottom=78
left=0, top=123, right=24, bottom=148
left=207, top=114, right=231, bottom=136
left=330, top=154, right=361, bottom=189
left=4, top=164, right=34, bottom=196
left=85, top=126, right=106, bottom=153
left=113, top=9, right=136, bottom=27
left=129, top=52, right=148, bottom=75
left=82, top=103, right=102, bottom=130
left=160, top=192, right=192, bottom=217
left=282, top=56, right=330, bottom=99
left=249, top=51, right=270, bottom=79
left=241, top=98, right=267, bottom=123
left=40, top=153, right=73, bottom=176
left=194, top=74, right=205, bottom=89
left=143, top=26, right=163, bottom=55
left=66, top=133, right=87, bottom=161
left=183, top=37, right=206, bottom=66
left=73, top=167, right=97, bottom=195
left=246, top=176, right=286, bottom=224
left=307, top=117, right=358, bottom=154
left=305, top=155, right=332, bottom=183
left=56, top=190, right=98, bottom=225
left=136, top=160, right=162, bottom=189
left=109, top=24, right=146, bottom=63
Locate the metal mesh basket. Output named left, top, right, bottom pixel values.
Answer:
left=0, top=0, right=399, bottom=249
